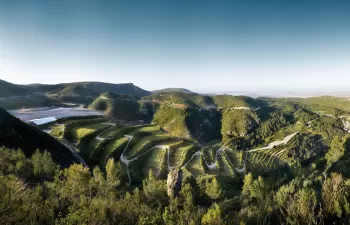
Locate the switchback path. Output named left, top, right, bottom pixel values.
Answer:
left=118, top=131, right=299, bottom=185
left=247, top=132, right=298, bottom=153
left=54, top=121, right=299, bottom=185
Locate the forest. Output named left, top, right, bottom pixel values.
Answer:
left=1, top=133, right=350, bottom=225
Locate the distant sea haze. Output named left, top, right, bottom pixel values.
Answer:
left=205, top=90, right=350, bottom=98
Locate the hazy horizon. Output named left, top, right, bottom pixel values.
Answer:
left=1, top=0, right=350, bottom=93
left=3, top=77, right=350, bottom=98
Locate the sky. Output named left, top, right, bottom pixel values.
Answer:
left=0, top=0, right=350, bottom=93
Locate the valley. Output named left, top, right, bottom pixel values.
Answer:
left=2, top=78, right=350, bottom=224
left=2, top=0, right=350, bottom=223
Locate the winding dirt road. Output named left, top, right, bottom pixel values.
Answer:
left=247, top=132, right=298, bottom=152
left=119, top=136, right=236, bottom=185
left=118, top=131, right=299, bottom=185
left=53, top=121, right=299, bottom=185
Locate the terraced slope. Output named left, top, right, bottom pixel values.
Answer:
left=48, top=116, right=313, bottom=187
left=44, top=94, right=350, bottom=186
left=47, top=117, right=244, bottom=185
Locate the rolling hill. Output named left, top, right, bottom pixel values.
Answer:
left=46, top=97, right=349, bottom=184
left=50, top=82, right=150, bottom=97
left=296, top=96, right=350, bottom=113
left=4, top=80, right=350, bottom=224
left=90, top=92, right=261, bottom=142
left=25, top=83, right=65, bottom=93
left=141, top=92, right=265, bottom=142
left=152, top=88, right=193, bottom=94
left=0, top=79, right=29, bottom=97
left=142, top=92, right=262, bottom=109
left=48, top=82, right=151, bottom=105
left=0, top=79, right=152, bottom=108
left=90, top=92, right=148, bottom=122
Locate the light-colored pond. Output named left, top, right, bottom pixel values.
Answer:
left=8, top=107, right=103, bottom=122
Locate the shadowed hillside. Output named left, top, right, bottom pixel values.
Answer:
left=50, top=82, right=151, bottom=103
left=25, top=83, right=65, bottom=93
left=90, top=92, right=148, bottom=122
left=0, top=107, right=77, bottom=167
left=142, top=92, right=264, bottom=142
left=0, top=79, right=29, bottom=97
left=0, top=79, right=152, bottom=108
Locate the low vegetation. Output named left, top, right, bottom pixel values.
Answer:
left=3, top=137, right=350, bottom=224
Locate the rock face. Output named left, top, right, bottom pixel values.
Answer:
left=167, top=168, right=183, bottom=198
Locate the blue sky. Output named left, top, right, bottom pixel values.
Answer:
left=0, top=0, right=350, bottom=93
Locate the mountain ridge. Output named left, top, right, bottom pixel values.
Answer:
left=0, top=79, right=151, bottom=97
left=152, top=88, right=193, bottom=94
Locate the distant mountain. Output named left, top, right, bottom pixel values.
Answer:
left=143, top=92, right=261, bottom=109
left=0, top=79, right=29, bottom=97
left=0, top=79, right=151, bottom=98
left=0, top=107, right=77, bottom=167
left=291, top=96, right=350, bottom=113
left=47, top=82, right=150, bottom=105
left=0, top=79, right=152, bottom=107
left=0, top=80, right=62, bottom=110
left=50, top=82, right=151, bottom=97
left=152, top=88, right=193, bottom=94
left=206, top=91, right=261, bottom=98
left=25, top=83, right=65, bottom=93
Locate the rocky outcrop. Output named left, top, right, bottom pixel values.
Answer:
left=167, top=168, right=183, bottom=198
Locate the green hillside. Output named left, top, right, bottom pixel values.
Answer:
left=152, top=104, right=221, bottom=142
left=212, top=95, right=262, bottom=108
left=143, top=92, right=262, bottom=109
left=152, top=88, right=193, bottom=93
left=0, top=94, right=61, bottom=110
left=299, top=96, right=350, bottom=112
left=48, top=117, right=239, bottom=183
left=89, top=92, right=265, bottom=143
left=0, top=80, right=63, bottom=109
left=90, top=92, right=147, bottom=122
left=50, top=82, right=151, bottom=104
left=4, top=91, right=350, bottom=224
left=44, top=102, right=349, bottom=186
left=0, top=79, right=29, bottom=97
left=49, top=83, right=99, bottom=104
left=0, top=79, right=152, bottom=109
left=153, top=104, right=192, bottom=139
left=142, top=93, right=264, bottom=142
left=0, top=107, right=76, bottom=167
left=25, top=83, right=65, bottom=93
left=143, top=92, right=213, bottom=108
left=221, top=109, right=259, bottom=137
